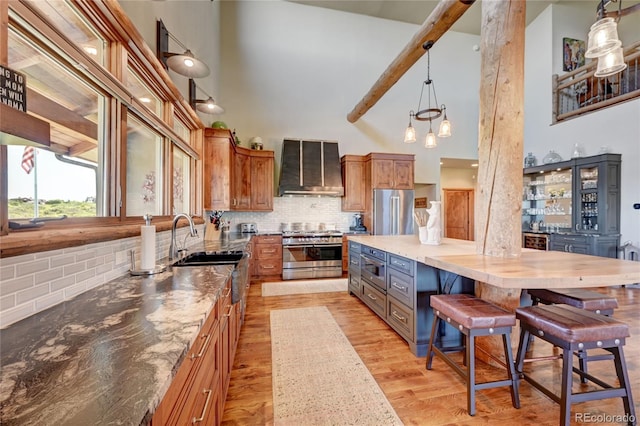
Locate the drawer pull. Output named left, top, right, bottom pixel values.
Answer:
left=191, top=333, right=211, bottom=360
left=223, top=304, right=233, bottom=318
left=391, top=310, right=406, bottom=322
left=224, top=287, right=232, bottom=298
left=192, top=389, right=213, bottom=423
left=367, top=293, right=377, bottom=301
left=262, top=265, right=275, bottom=269
left=391, top=282, right=406, bottom=291
left=263, top=249, right=276, bottom=253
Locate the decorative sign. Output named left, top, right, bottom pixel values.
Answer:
left=415, top=197, right=428, bottom=208
left=1, top=65, right=27, bottom=112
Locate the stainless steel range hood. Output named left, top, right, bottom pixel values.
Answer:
left=278, top=139, right=344, bottom=197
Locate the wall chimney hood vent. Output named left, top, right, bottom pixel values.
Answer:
left=278, top=139, right=344, bottom=197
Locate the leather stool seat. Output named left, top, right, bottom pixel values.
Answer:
left=528, top=288, right=618, bottom=315
left=427, top=294, right=520, bottom=416
left=515, top=304, right=635, bottom=426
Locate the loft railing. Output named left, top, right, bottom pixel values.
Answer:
left=553, top=40, right=640, bottom=123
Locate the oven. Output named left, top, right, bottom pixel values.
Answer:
left=360, top=246, right=386, bottom=291
left=282, top=233, right=343, bottom=280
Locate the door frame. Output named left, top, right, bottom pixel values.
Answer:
left=442, top=188, right=475, bottom=240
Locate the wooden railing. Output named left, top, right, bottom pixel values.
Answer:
left=553, top=40, right=640, bottom=123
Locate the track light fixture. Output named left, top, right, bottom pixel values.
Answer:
left=189, top=79, right=224, bottom=115
left=157, top=20, right=210, bottom=78
left=404, top=41, right=451, bottom=148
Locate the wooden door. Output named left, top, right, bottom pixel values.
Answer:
left=393, top=160, right=414, bottom=189
left=232, top=151, right=250, bottom=210
left=443, top=189, right=474, bottom=240
left=341, top=156, right=366, bottom=211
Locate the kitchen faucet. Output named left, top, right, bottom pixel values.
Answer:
left=169, top=213, right=198, bottom=260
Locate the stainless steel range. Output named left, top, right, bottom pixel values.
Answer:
left=282, top=231, right=343, bottom=280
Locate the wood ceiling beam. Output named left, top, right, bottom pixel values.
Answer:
left=347, top=0, right=475, bottom=123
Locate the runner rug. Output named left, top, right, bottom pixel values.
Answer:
left=262, top=278, right=348, bottom=297
left=270, top=306, right=403, bottom=425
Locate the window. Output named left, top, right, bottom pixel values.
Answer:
left=126, top=66, right=162, bottom=118
left=173, top=147, right=191, bottom=215
left=126, top=116, right=164, bottom=217
left=6, top=26, right=106, bottom=219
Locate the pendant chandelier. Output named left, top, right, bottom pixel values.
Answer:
left=585, top=0, right=629, bottom=78
left=404, top=41, right=451, bottom=148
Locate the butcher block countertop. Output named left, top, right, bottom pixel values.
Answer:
left=347, top=235, right=640, bottom=289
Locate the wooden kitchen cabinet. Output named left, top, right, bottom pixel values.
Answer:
left=341, top=155, right=366, bottom=211
left=365, top=153, right=415, bottom=190
left=152, top=281, right=223, bottom=425
left=250, top=155, right=274, bottom=211
left=251, top=235, right=282, bottom=278
left=204, top=128, right=274, bottom=211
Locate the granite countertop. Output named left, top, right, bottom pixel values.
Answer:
left=0, top=235, right=251, bottom=425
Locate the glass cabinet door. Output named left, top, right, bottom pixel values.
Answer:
left=522, top=164, right=572, bottom=233
left=575, top=164, right=599, bottom=232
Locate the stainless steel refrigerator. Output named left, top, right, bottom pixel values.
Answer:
left=372, top=189, right=415, bottom=235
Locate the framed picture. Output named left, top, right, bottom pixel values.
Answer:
left=563, top=37, right=585, bottom=72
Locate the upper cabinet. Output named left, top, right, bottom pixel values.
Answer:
left=341, top=155, right=366, bottom=212
left=365, top=153, right=415, bottom=190
left=204, top=129, right=274, bottom=211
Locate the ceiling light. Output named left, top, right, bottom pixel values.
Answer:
left=156, top=20, right=210, bottom=78
left=404, top=40, right=451, bottom=149
left=585, top=17, right=621, bottom=58
left=189, top=79, right=225, bottom=115
left=595, top=46, right=627, bottom=77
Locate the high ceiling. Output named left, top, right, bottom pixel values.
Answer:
left=286, top=0, right=591, bottom=35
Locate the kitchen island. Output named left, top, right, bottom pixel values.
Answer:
left=0, top=235, right=251, bottom=425
left=348, top=235, right=640, bottom=289
left=346, top=235, right=640, bottom=356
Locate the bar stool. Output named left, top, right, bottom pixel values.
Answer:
left=515, top=304, right=635, bottom=426
left=426, top=294, right=520, bottom=416
left=527, top=288, right=618, bottom=382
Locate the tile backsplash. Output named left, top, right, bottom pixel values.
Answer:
left=0, top=226, right=200, bottom=328
left=221, top=196, right=357, bottom=233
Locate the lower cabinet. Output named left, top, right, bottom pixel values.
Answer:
left=348, top=243, right=473, bottom=357
left=550, top=233, right=620, bottom=258
left=152, top=277, right=241, bottom=425
left=251, top=235, right=283, bottom=278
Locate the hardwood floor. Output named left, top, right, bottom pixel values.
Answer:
left=222, top=282, right=640, bottom=425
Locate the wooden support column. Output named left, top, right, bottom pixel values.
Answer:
left=474, top=0, right=526, bottom=364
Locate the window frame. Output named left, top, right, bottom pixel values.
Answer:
left=0, top=0, right=205, bottom=257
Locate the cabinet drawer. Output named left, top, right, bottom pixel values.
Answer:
left=253, top=235, right=282, bottom=245
left=361, top=245, right=386, bottom=262
left=255, top=259, right=282, bottom=275
left=348, top=253, right=361, bottom=270
left=349, top=241, right=361, bottom=253
left=348, top=275, right=361, bottom=295
left=361, top=280, right=386, bottom=318
left=388, top=254, right=414, bottom=276
left=387, top=297, right=414, bottom=341
left=255, top=244, right=282, bottom=259
left=387, top=268, right=414, bottom=308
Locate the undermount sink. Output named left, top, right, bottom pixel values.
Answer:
left=171, top=251, right=244, bottom=267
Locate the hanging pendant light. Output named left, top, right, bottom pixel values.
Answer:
left=404, top=113, right=416, bottom=143
left=595, top=46, right=627, bottom=77
left=437, top=105, right=451, bottom=138
left=585, top=17, right=622, bottom=59
left=425, top=125, right=437, bottom=148
left=403, top=41, right=451, bottom=148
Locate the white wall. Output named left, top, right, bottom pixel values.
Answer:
left=218, top=0, right=481, bottom=186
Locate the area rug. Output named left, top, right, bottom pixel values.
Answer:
left=262, top=278, right=348, bottom=297
left=270, top=306, right=403, bottom=425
